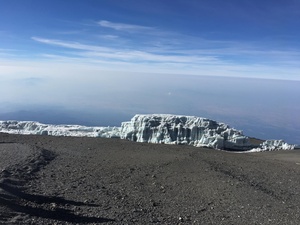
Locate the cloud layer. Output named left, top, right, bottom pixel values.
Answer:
left=26, top=18, right=300, bottom=80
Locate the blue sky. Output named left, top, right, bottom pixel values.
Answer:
left=0, top=0, right=300, bottom=143
left=1, top=0, right=300, bottom=79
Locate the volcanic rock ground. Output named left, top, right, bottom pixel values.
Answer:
left=0, top=133, right=300, bottom=224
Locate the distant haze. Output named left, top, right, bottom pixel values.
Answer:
left=1, top=74, right=299, bottom=144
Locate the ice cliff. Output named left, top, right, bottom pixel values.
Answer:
left=120, top=114, right=253, bottom=150
left=0, top=114, right=296, bottom=151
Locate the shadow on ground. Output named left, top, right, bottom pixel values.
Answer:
left=0, top=144, right=114, bottom=223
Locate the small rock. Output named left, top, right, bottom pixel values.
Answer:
left=150, top=217, right=160, bottom=223
left=132, top=208, right=143, bottom=213
left=50, top=203, right=57, bottom=211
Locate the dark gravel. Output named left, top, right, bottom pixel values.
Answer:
left=0, top=132, right=300, bottom=224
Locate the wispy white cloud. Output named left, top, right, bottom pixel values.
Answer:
left=29, top=35, right=300, bottom=80
left=29, top=13, right=300, bottom=81
left=32, top=36, right=111, bottom=52
left=32, top=36, right=218, bottom=64
left=53, top=29, right=86, bottom=35
left=31, top=36, right=294, bottom=66
left=0, top=48, right=23, bottom=58
left=98, top=20, right=154, bottom=32
left=33, top=36, right=300, bottom=66
left=98, top=34, right=119, bottom=39
left=49, top=20, right=300, bottom=70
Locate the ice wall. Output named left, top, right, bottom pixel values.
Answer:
left=0, top=115, right=296, bottom=151
left=120, top=114, right=253, bottom=150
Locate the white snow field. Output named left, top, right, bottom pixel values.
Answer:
left=0, top=114, right=296, bottom=151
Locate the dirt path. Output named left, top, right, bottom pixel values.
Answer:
left=0, top=133, right=300, bottom=224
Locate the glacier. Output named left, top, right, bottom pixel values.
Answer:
left=0, top=120, right=120, bottom=138
left=121, top=114, right=252, bottom=150
left=0, top=114, right=296, bottom=152
left=249, top=139, right=296, bottom=152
